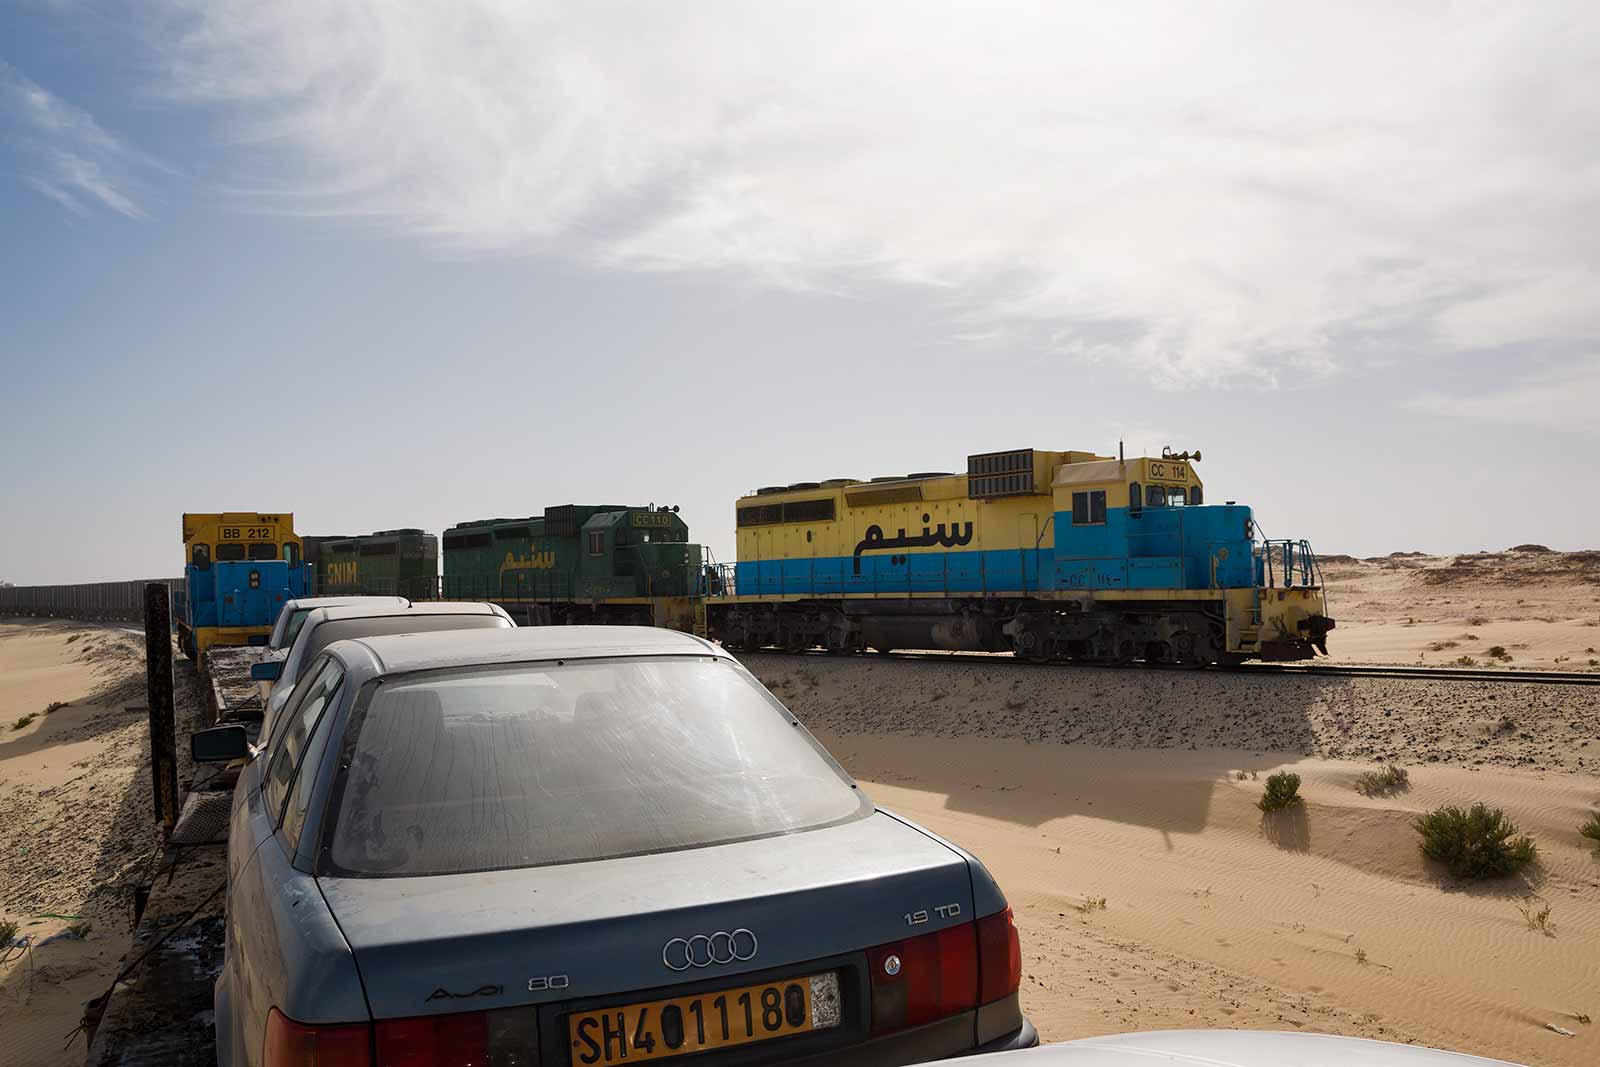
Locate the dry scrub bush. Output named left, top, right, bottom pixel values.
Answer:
left=1354, top=765, right=1410, bottom=796
left=11, top=713, right=35, bottom=730
left=1580, top=811, right=1600, bottom=844
left=1258, top=771, right=1303, bottom=812
left=1516, top=898, right=1553, bottom=934
left=1414, top=804, right=1537, bottom=879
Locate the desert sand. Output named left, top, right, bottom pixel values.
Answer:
left=1319, top=548, right=1600, bottom=671
left=0, top=622, right=157, bottom=1067
left=751, top=651, right=1600, bottom=1067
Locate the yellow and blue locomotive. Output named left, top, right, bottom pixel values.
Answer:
left=708, top=447, right=1332, bottom=665
left=178, top=512, right=313, bottom=657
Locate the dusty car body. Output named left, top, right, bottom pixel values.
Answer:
left=255, top=599, right=514, bottom=732
left=200, top=626, right=1035, bottom=1066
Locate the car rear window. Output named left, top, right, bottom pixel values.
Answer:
left=325, top=657, right=868, bottom=876
left=304, top=614, right=508, bottom=662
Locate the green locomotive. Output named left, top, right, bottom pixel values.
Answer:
left=314, top=528, right=439, bottom=598
left=441, top=504, right=704, bottom=627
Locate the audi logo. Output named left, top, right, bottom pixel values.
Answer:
left=662, top=929, right=759, bottom=971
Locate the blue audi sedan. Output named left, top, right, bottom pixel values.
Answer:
left=195, top=626, right=1035, bottom=1067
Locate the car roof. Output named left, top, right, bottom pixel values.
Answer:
left=307, top=601, right=505, bottom=625
left=333, top=625, right=724, bottom=674
left=286, top=595, right=409, bottom=611
left=962, top=1030, right=1524, bottom=1066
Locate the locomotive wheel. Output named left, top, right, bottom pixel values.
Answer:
left=1016, top=629, right=1056, bottom=663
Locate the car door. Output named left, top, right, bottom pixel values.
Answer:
left=224, top=656, right=347, bottom=1066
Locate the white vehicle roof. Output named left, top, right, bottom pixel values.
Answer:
left=963, top=1031, right=1525, bottom=1066
left=267, top=595, right=408, bottom=648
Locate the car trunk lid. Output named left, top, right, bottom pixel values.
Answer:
left=318, top=810, right=971, bottom=1021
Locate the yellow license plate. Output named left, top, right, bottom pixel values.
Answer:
left=568, top=971, right=841, bottom=1065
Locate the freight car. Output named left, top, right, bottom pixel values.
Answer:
left=708, top=447, right=1333, bottom=665
left=312, top=528, right=438, bottom=598
left=439, top=504, right=706, bottom=628
left=178, top=512, right=313, bottom=658
left=0, top=577, right=184, bottom=623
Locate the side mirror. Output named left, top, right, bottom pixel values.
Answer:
left=246, top=634, right=269, bottom=647
left=250, top=660, right=283, bottom=682
left=191, top=724, right=251, bottom=763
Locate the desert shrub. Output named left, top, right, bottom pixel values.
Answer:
left=1354, top=765, right=1410, bottom=796
left=1466, top=615, right=1489, bottom=627
left=0, top=919, right=16, bottom=945
left=44, top=700, right=67, bottom=714
left=1580, top=811, right=1600, bottom=844
left=1516, top=898, right=1553, bottom=934
left=1452, top=655, right=1478, bottom=667
left=1075, top=896, right=1106, bottom=913
left=1429, top=640, right=1459, bottom=652
left=1486, top=645, right=1511, bottom=660
left=1414, top=803, right=1537, bottom=879
left=1258, top=771, right=1303, bottom=812
left=11, top=714, right=35, bottom=731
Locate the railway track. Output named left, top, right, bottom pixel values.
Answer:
left=755, top=648, right=1600, bottom=686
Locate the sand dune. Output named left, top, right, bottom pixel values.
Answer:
left=1320, top=551, right=1600, bottom=671
left=0, top=622, right=156, bottom=1067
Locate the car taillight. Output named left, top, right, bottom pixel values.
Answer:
left=977, top=906, right=1021, bottom=1004
left=375, top=1008, right=540, bottom=1067
left=866, top=923, right=978, bottom=1034
left=264, top=1008, right=371, bottom=1067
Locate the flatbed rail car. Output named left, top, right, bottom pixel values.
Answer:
left=178, top=512, right=312, bottom=658
left=435, top=504, right=707, bottom=629
left=312, top=528, right=438, bottom=598
left=707, top=447, right=1333, bottom=666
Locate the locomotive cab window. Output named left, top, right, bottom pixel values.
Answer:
left=1129, top=482, right=1142, bottom=514
left=587, top=530, right=605, bottom=555
left=1166, top=487, right=1188, bottom=506
left=1189, top=485, right=1203, bottom=506
left=247, top=542, right=277, bottom=561
left=1071, top=490, right=1107, bottom=525
left=1146, top=484, right=1166, bottom=508
left=215, top=543, right=246, bottom=561
left=283, top=543, right=299, bottom=566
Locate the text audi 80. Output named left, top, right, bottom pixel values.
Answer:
left=195, top=626, right=1036, bottom=1067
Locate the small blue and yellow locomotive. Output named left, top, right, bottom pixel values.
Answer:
left=708, top=447, right=1332, bottom=665
left=178, top=512, right=313, bottom=657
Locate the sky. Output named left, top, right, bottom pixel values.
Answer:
left=2, top=1, right=1598, bottom=585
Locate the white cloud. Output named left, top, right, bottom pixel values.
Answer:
left=1, top=61, right=147, bottom=219
left=151, top=1, right=1600, bottom=384
left=1409, top=363, right=1600, bottom=434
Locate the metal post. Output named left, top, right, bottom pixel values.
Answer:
left=143, top=583, right=178, bottom=839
